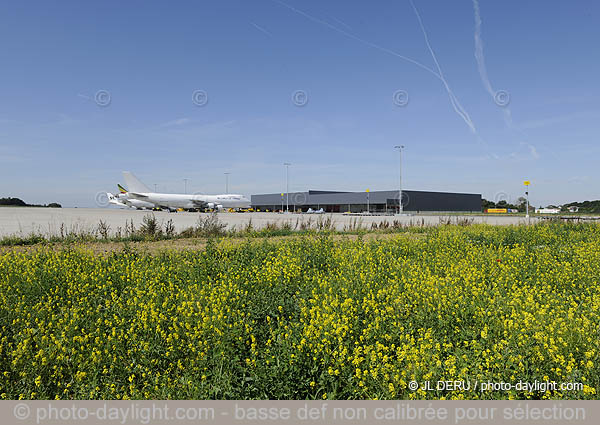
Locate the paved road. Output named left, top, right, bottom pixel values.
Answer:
left=0, top=207, right=540, bottom=237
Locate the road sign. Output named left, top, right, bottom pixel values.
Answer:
left=524, top=180, right=530, bottom=186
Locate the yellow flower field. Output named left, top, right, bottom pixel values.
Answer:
left=0, top=223, right=598, bottom=399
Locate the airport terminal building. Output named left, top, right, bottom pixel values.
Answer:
left=251, top=189, right=482, bottom=213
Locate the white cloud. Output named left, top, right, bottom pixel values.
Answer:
left=519, top=109, right=600, bottom=130
left=158, top=118, right=191, bottom=128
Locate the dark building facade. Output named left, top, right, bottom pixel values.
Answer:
left=251, top=189, right=482, bottom=213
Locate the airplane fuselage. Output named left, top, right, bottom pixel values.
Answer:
left=132, top=192, right=251, bottom=210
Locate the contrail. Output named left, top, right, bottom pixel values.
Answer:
left=473, top=0, right=494, bottom=97
left=473, top=0, right=540, bottom=159
left=472, top=0, right=514, bottom=128
left=272, top=0, right=489, bottom=147
left=331, top=16, right=352, bottom=31
left=270, top=0, right=441, bottom=79
left=251, top=22, right=273, bottom=37
left=409, top=0, right=477, bottom=134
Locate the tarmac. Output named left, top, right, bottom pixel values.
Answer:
left=0, top=207, right=539, bottom=237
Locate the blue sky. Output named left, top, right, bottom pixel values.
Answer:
left=1, top=0, right=598, bottom=207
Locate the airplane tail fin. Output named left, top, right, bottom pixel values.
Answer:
left=107, top=192, right=126, bottom=207
left=117, top=183, right=127, bottom=194
left=122, top=171, right=152, bottom=193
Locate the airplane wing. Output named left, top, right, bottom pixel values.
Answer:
left=128, top=192, right=150, bottom=199
left=191, top=199, right=208, bottom=207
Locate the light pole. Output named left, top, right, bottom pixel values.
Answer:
left=183, top=178, right=189, bottom=194
left=224, top=172, right=230, bottom=194
left=394, top=145, right=405, bottom=214
left=366, top=189, right=370, bottom=213
left=524, top=180, right=531, bottom=220
left=284, top=162, right=291, bottom=213
left=154, top=184, right=158, bottom=193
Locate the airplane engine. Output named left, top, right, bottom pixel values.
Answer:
left=206, top=203, right=224, bottom=211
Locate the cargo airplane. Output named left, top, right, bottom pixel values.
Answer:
left=121, top=171, right=251, bottom=211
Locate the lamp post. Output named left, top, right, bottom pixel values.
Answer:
left=366, top=189, right=370, bottom=213
left=183, top=178, right=189, bottom=194
left=284, top=162, right=291, bottom=213
left=524, top=180, right=531, bottom=220
left=154, top=184, right=158, bottom=193
left=394, top=145, right=405, bottom=214
left=224, top=172, right=230, bottom=194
